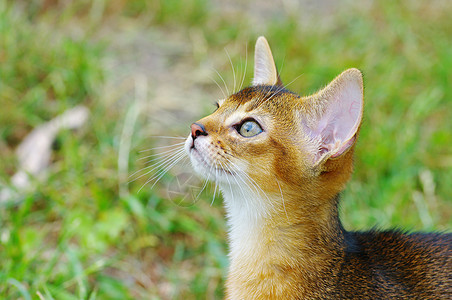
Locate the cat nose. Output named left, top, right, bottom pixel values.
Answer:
left=191, top=123, right=208, bottom=140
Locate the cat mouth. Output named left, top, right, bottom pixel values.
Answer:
left=189, top=148, right=234, bottom=178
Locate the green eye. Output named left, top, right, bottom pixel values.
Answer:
left=238, top=120, right=263, bottom=137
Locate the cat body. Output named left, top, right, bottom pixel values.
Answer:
left=185, top=37, right=451, bottom=299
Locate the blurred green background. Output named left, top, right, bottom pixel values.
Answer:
left=0, top=0, right=451, bottom=299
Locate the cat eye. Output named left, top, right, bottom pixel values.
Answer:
left=237, top=120, right=263, bottom=137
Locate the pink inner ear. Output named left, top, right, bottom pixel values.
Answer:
left=311, top=78, right=363, bottom=162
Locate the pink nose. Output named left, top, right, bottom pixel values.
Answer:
left=191, top=123, right=207, bottom=140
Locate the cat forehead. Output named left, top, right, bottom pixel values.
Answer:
left=225, top=85, right=299, bottom=112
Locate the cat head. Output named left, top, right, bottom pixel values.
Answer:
left=185, top=37, right=363, bottom=204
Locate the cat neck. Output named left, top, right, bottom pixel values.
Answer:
left=220, top=183, right=345, bottom=298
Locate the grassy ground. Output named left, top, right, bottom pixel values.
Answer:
left=0, top=0, right=451, bottom=299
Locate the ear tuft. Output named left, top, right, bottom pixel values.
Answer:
left=253, top=36, right=280, bottom=86
left=304, top=68, right=364, bottom=165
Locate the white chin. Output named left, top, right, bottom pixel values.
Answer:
left=189, top=149, right=236, bottom=184
left=190, top=154, right=208, bottom=177
left=189, top=149, right=212, bottom=179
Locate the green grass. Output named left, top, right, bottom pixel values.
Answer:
left=0, top=0, right=451, bottom=299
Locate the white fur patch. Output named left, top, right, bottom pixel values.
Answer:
left=186, top=133, right=273, bottom=260
left=220, top=183, right=274, bottom=261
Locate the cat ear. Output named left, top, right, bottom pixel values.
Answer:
left=253, top=36, right=282, bottom=86
left=303, top=68, right=363, bottom=165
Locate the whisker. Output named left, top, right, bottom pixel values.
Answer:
left=147, top=136, right=187, bottom=140
left=223, top=155, right=272, bottom=206
left=254, top=85, right=275, bottom=108
left=139, top=153, right=188, bottom=192
left=148, top=154, right=188, bottom=188
left=211, top=172, right=219, bottom=206
left=178, top=156, right=192, bottom=169
left=131, top=147, right=186, bottom=177
left=220, top=161, right=234, bottom=201
left=225, top=48, right=236, bottom=93
left=212, top=67, right=230, bottom=97
left=131, top=148, right=186, bottom=183
left=196, top=162, right=213, bottom=200
left=139, top=142, right=186, bottom=152
left=226, top=163, right=251, bottom=211
left=284, top=73, right=304, bottom=89
left=231, top=170, right=259, bottom=200
left=233, top=169, right=272, bottom=219
left=276, top=179, right=289, bottom=221
left=209, top=75, right=227, bottom=100
left=220, top=158, right=258, bottom=215
left=139, top=149, right=185, bottom=166
left=278, top=55, right=286, bottom=79
left=238, top=43, right=248, bottom=92
left=138, top=146, right=186, bottom=161
left=254, top=63, right=303, bottom=110
left=256, top=83, right=287, bottom=109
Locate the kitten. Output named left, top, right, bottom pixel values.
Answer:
left=185, top=36, right=451, bottom=299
